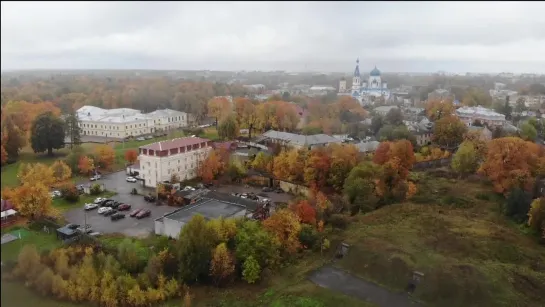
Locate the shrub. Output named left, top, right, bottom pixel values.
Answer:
left=90, top=183, right=102, bottom=195
left=61, top=184, right=79, bottom=202
left=328, top=214, right=349, bottom=229
left=298, top=224, right=319, bottom=250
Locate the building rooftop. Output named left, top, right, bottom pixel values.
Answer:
left=261, top=130, right=341, bottom=147
left=163, top=198, right=246, bottom=223
left=456, top=106, right=505, bottom=119
left=76, top=106, right=187, bottom=123
left=140, top=137, right=210, bottom=151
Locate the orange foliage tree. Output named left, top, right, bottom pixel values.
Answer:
left=207, top=97, right=232, bottom=123
left=198, top=149, right=226, bottom=183
left=255, top=101, right=299, bottom=132
left=372, top=140, right=416, bottom=202
left=478, top=137, right=543, bottom=194
left=124, top=149, right=138, bottom=164
left=303, top=148, right=331, bottom=189
left=94, top=145, right=116, bottom=170
left=78, top=156, right=95, bottom=175
left=2, top=101, right=61, bottom=139
left=290, top=200, right=317, bottom=225
left=327, top=143, right=360, bottom=191
left=263, top=209, right=302, bottom=256
left=234, top=98, right=258, bottom=138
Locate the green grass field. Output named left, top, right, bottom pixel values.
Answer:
left=335, top=172, right=545, bottom=307
left=1, top=226, right=61, bottom=262
left=51, top=190, right=116, bottom=211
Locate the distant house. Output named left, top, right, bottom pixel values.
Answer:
left=467, top=126, right=492, bottom=141
left=256, top=130, right=341, bottom=150
left=355, top=141, right=380, bottom=154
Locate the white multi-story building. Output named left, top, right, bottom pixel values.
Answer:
left=138, top=137, right=212, bottom=187
left=76, top=106, right=189, bottom=138
left=455, top=106, right=506, bottom=127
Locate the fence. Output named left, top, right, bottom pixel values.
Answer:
left=413, top=157, right=452, bottom=170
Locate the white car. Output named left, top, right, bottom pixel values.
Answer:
left=98, top=207, right=112, bottom=215
left=90, top=174, right=102, bottom=181
left=94, top=197, right=105, bottom=204
left=84, top=203, right=98, bottom=210
left=126, top=176, right=137, bottom=183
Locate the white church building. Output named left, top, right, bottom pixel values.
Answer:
left=339, top=59, right=391, bottom=105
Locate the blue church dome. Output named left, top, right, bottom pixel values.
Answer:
left=370, top=66, right=381, bottom=76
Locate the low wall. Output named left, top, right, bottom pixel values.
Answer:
left=413, top=157, right=452, bottom=170
left=276, top=180, right=310, bottom=197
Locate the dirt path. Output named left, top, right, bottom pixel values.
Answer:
left=309, top=266, right=421, bottom=307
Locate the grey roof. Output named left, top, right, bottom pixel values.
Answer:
left=262, top=130, right=341, bottom=147
left=356, top=141, right=380, bottom=153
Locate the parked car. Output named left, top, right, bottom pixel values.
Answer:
left=89, top=232, right=102, bottom=237
left=111, top=213, right=126, bottom=221
left=103, top=200, right=115, bottom=207
left=90, top=174, right=102, bottom=181
left=77, top=225, right=93, bottom=233
left=144, top=195, right=156, bottom=202
left=98, top=207, right=112, bottom=215
left=84, top=203, right=98, bottom=210
left=136, top=209, right=151, bottom=219
left=129, top=209, right=142, bottom=217
left=145, top=135, right=153, bottom=140
left=94, top=197, right=105, bottom=204
left=104, top=209, right=118, bottom=217
left=118, top=204, right=131, bottom=211
left=126, top=176, right=137, bottom=183
left=136, top=137, right=145, bottom=141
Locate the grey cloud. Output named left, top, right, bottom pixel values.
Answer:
left=2, top=1, right=545, bottom=73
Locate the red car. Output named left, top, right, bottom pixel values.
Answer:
left=129, top=209, right=142, bottom=217
left=118, top=204, right=131, bottom=211
left=136, top=209, right=151, bottom=219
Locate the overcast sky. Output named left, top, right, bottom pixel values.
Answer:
left=2, top=1, right=545, bottom=74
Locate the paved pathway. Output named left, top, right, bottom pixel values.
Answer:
left=309, top=266, right=421, bottom=307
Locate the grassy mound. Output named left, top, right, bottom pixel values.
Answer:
left=336, top=173, right=545, bottom=307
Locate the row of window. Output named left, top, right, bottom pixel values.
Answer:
left=79, top=118, right=185, bottom=130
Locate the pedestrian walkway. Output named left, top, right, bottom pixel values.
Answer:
left=309, top=266, right=421, bottom=307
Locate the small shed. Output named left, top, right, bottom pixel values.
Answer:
left=56, top=226, right=79, bottom=241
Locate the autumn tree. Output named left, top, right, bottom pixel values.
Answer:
left=433, top=115, right=467, bottom=148
left=235, top=220, right=280, bottom=268
left=242, top=256, right=261, bottom=284
left=0, top=143, right=7, bottom=166
left=94, top=145, right=115, bottom=170
left=207, top=97, right=232, bottom=124
left=18, top=162, right=55, bottom=187
left=50, top=160, right=72, bottom=183
left=303, top=148, right=331, bottom=189
left=124, top=149, right=138, bottom=164
left=425, top=99, right=455, bottom=121
left=385, top=107, right=403, bottom=126
left=479, top=137, right=542, bottom=194
left=78, top=156, right=95, bottom=175
left=272, top=150, right=291, bottom=180
left=327, top=144, right=359, bottom=191
left=30, top=112, right=66, bottom=156
left=197, top=149, right=225, bottom=183
left=451, top=141, right=479, bottom=176
left=462, top=87, right=492, bottom=107
left=2, top=114, right=26, bottom=161
left=263, top=209, right=302, bottom=256
left=251, top=152, right=272, bottom=173
left=528, top=198, right=545, bottom=233
left=234, top=97, right=258, bottom=138
left=290, top=200, right=317, bottom=225
left=218, top=115, right=239, bottom=140
left=12, top=183, right=52, bottom=220
left=255, top=101, right=299, bottom=132
left=209, top=243, right=235, bottom=286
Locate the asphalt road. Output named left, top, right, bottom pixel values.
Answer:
left=65, top=171, right=174, bottom=238
left=309, top=266, right=421, bottom=307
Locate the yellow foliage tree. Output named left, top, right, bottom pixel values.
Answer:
left=263, top=209, right=302, bottom=256
left=210, top=243, right=235, bottom=286
left=18, top=162, right=55, bottom=187
left=208, top=218, right=237, bottom=244
left=94, top=144, right=116, bottom=171
left=50, top=160, right=72, bottom=183
left=528, top=198, right=545, bottom=233
left=12, top=182, right=52, bottom=220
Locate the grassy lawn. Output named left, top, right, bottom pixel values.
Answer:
left=1, top=226, right=61, bottom=262
left=201, top=126, right=220, bottom=141
left=335, top=172, right=545, bottom=307
left=1, top=281, right=82, bottom=307
left=51, top=190, right=117, bottom=211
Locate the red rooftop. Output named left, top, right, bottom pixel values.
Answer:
left=139, top=137, right=211, bottom=157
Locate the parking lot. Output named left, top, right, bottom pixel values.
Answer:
left=214, top=184, right=294, bottom=204
left=64, top=171, right=174, bottom=238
